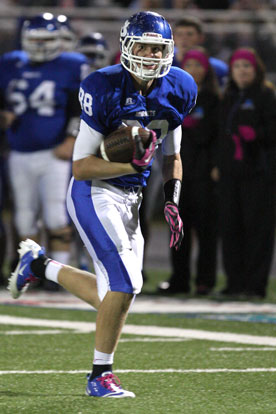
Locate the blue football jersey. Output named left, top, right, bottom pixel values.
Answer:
left=0, top=50, right=89, bottom=152
left=79, top=64, right=197, bottom=187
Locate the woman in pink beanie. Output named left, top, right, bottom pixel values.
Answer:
left=159, top=47, right=220, bottom=296
left=213, top=47, right=276, bottom=299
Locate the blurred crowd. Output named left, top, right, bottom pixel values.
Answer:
left=2, top=0, right=276, bottom=10
left=0, top=9, right=276, bottom=301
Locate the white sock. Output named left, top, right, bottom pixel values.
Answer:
left=45, top=260, right=63, bottom=284
left=93, top=349, right=114, bottom=365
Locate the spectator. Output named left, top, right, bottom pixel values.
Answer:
left=212, top=48, right=276, bottom=299
left=141, top=16, right=227, bottom=282
left=172, top=16, right=228, bottom=86
left=159, top=47, right=220, bottom=295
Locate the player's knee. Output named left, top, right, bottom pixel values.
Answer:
left=48, top=226, right=73, bottom=245
left=45, top=206, right=69, bottom=231
left=15, top=210, right=37, bottom=236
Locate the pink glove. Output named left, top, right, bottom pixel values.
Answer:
left=164, top=202, right=184, bottom=250
left=131, top=130, right=157, bottom=172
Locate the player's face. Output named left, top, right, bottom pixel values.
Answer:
left=132, top=42, right=164, bottom=71
left=173, top=26, right=203, bottom=51
left=27, top=37, right=55, bottom=47
left=182, top=58, right=206, bottom=86
left=231, top=59, right=256, bottom=89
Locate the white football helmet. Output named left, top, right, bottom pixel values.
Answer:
left=120, top=11, right=174, bottom=81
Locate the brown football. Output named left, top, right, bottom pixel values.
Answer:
left=98, top=126, right=151, bottom=163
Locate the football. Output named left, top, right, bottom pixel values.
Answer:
left=98, top=126, right=151, bottom=163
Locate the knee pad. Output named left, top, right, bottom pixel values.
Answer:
left=48, top=227, right=73, bottom=244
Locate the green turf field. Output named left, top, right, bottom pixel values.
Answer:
left=1, top=271, right=276, bottom=413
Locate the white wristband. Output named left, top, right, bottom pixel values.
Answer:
left=131, top=126, right=140, bottom=138
left=100, top=141, right=110, bottom=161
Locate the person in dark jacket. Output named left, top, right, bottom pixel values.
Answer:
left=158, top=47, right=220, bottom=295
left=212, top=47, right=276, bottom=299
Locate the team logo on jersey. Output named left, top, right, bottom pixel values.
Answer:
left=135, top=110, right=156, bottom=117
left=22, top=71, right=41, bottom=79
left=125, top=97, right=135, bottom=105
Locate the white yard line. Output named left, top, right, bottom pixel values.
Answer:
left=1, top=329, right=68, bottom=335
left=119, top=338, right=190, bottom=342
left=210, top=347, right=276, bottom=351
left=1, top=315, right=276, bottom=345
left=0, top=330, right=190, bottom=340
left=0, top=368, right=276, bottom=375
left=2, top=291, right=276, bottom=313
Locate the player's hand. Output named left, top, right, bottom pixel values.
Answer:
left=0, top=111, right=16, bottom=129
left=131, top=130, right=157, bottom=172
left=210, top=166, right=220, bottom=182
left=164, top=201, right=184, bottom=250
left=53, top=136, right=75, bottom=160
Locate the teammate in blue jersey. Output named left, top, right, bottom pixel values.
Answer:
left=8, top=11, right=197, bottom=398
left=0, top=13, right=89, bottom=290
left=57, top=14, right=78, bottom=52
left=77, top=32, right=110, bottom=73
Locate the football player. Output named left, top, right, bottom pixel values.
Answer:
left=57, top=14, right=78, bottom=52
left=9, top=12, right=197, bottom=397
left=77, top=32, right=110, bottom=73
left=0, top=13, right=89, bottom=289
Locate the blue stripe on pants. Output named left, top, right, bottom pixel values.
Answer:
left=70, top=179, right=133, bottom=293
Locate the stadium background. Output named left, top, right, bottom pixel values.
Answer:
left=0, top=6, right=275, bottom=84
left=0, top=4, right=276, bottom=281
left=1, top=4, right=276, bottom=273
left=1, top=6, right=276, bottom=412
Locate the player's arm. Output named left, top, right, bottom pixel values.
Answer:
left=0, top=90, right=16, bottom=130
left=74, top=155, right=137, bottom=180
left=0, top=110, right=16, bottom=130
left=74, top=72, right=156, bottom=178
left=72, top=120, right=137, bottom=180
left=73, top=73, right=138, bottom=176
left=161, top=125, right=184, bottom=250
left=161, top=125, right=183, bottom=182
left=162, top=152, right=182, bottom=182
